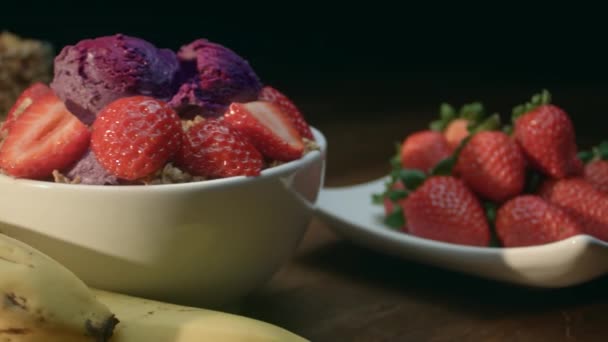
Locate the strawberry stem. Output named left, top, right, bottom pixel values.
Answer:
left=512, top=89, right=552, bottom=121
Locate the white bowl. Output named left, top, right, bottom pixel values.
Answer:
left=0, top=128, right=326, bottom=308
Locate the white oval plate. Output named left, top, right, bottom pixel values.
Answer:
left=315, top=177, right=608, bottom=288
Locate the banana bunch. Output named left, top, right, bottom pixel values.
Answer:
left=0, top=233, right=308, bottom=342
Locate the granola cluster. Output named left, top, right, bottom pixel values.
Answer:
left=0, top=32, right=53, bottom=117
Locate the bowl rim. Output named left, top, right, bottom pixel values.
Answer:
left=0, top=127, right=327, bottom=193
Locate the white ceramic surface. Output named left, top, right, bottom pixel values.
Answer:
left=316, top=177, right=608, bottom=288
left=0, top=128, right=326, bottom=308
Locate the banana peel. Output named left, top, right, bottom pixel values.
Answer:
left=0, top=233, right=117, bottom=341
left=0, top=233, right=308, bottom=341
left=94, top=289, right=308, bottom=342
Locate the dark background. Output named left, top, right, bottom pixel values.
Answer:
left=2, top=4, right=607, bottom=172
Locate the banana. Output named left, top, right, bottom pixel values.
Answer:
left=93, top=289, right=309, bottom=342
left=0, top=232, right=307, bottom=341
left=0, top=233, right=118, bottom=341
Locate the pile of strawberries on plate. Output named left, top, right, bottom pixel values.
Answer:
left=375, top=90, right=608, bottom=247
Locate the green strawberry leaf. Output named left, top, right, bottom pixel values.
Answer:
left=576, top=141, right=608, bottom=164
left=390, top=149, right=402, bottom=172
left=440, top=103, right=457, bottom=120
left=597, top=141, right=608, bottom=160
left=430, top=156, right=457, bottom=176
left=459, top=101, right=485, bottom=122
left=429, top=134, right=472, bottom=176
left=512, top=89, right=552, bottom=122
left=429, top=120, right=446, bottom=131
left=483, top=201, right=502, bottom=247
left=371, top=193, right=385, bottom=205
left=469, top=113, right=501, bottom=134
left=372, top=143, right=402, bottom=205
left=394, top=169, right=426, bottom=190
left=388, top=189, right=408, bottom=201
left=430, top=103, right=457, bottom=131
left=577, top=150, right=595, bottom=164
left=384, top=206, right=406, bottom=229
left=484, top=201, right=497, bottom=223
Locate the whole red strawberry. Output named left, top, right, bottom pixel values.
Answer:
left=539, top=178, right=608, bottom=242
left=400, top=131, right=451, bottom=173
left=513, top=91, right=579, bottom=179
left=91, top=96, right=182, bottom=180
left=402, top=176, right=490, bottom=246
left=258, top=86, right=314, bottom=140
left=456, top=131, right=526, bottom=202
left=0, top=91, right=89, bottom=179
left=584, top=160, right=608, bottom=193
left=177, top=118, right=263, bottom=178
left=496, top=195, right=582, bottom=247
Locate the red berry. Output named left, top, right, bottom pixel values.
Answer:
left=584, top=160, right=608, bottom=193
left=514, top=104, right=580, bottom=178
left=400, top=131, right=451, bottom=173
left=258, top=86, right=314, bottom=140
left=1, top=82, right=51, bottom=136
left=91, top=96, right=182, bottom=180
left=0, top=91, right=90, bottom=179
left=402, top=176, right=490, bottom=246
left=539, top=178, right=608, bottom=242
left=456, top=131, right=526, bottom=202
left=224, top=101, right=304, bottom=161
left=177, top=119, right=263, bottom=178
left=496, top=195, right=582, bottom=247
left=569, top=156, right=585, bottom=177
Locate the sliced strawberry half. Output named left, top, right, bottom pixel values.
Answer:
left=0, top=92, right=90, bottom=179
left=1, top=83, right=52, bottom=136
left=224, top=101, right=304, bottom=161
left=258, top=86, right=314, bottom=140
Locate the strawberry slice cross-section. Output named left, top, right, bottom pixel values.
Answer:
left=224, top=101, right=304, bottom=162
left=258, top=86, right=314, bottom=140
left=0, top=92, right=90, bottom=179
left=1, top=82, right=52, bottom=137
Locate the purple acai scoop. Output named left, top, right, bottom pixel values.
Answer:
left=67, top=150, right=118, bottom=185
left=169, top=39, right=262, bottom=118
left=51, top=34, right=179, bottom=125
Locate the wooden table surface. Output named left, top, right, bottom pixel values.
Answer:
left=239, top=87, right=608, bottom=342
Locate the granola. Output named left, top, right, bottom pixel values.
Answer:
left=0, top=32, right=53, bottom=117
